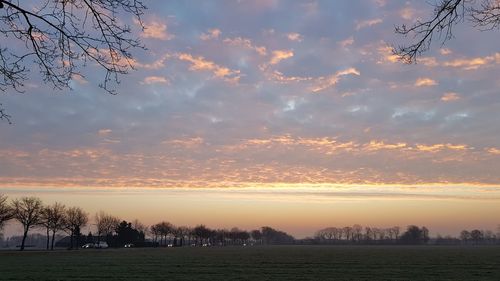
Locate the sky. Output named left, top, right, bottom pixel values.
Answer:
left=1, top=0, right=500, bottom=237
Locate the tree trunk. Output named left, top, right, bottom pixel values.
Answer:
left=51, top=230, right=56, bottom=250
left=70, top=232, right=74, bottom=249
left=46, top=227, right=50, bottom=250
left=20, top=229, right=28, bottom=251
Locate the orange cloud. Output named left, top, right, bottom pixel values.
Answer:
left=444, top=57, right=490, bottom=70
left=377, top=45, right=399, bottom=63
left=268, top=70, right=313, bottom=83
left=362, top=141, right=407, bottom=152
left=416, top=144, right=468, bottom=153
left=142, top=76, right=170, bottom=85
left=419, top=57, right=439, bottom=67
left=487, top=148, right=500, bottom=155
left=269, top=50, right=294, bottom=65
left=163, top=137, right=204, bottom=148
left=311, top=68, right=360, bottom=93
left=339, top=36, right=354, bottom=48
left=356, top=18, right=383, bottom=30
left=440, top=48, right=452, bottom=55
left=415, top=78, right=438, bottom=87
left=286, top=32, right=303, bottom=42
left=177, top=53, right=240, bottom=81
left=399, top=7, right=415, bottom=20
left=142, top=20, right=174, bottom=40
left=200, top=28, right=221, bottom=40
left=98, top=129, right=112, bottom=136
left=223, top=37, right=267, bottom=55
left=441, top=92, right=460, bottom=102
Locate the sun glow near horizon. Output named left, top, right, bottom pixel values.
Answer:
left=1, top=1, right=500, bottom=238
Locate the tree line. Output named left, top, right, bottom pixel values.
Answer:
left=1, top=195, right=499, bottom=250
left=0, top=195, right=295, bottom=250
left=313, top=225, right=430, bottom=245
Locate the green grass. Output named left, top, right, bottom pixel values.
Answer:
left=1, top=246, right=499, bottom=280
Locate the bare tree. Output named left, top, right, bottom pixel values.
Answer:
left=66, top=206, right=88, bottom=249
left=11, top=196, right=43, bottom=250
left=0, top=194, right=13, bottom=230
left=41, top=202, right=66, bottom=250
left=94, top=211, right=119, bottom=245
left=0, top=0, right=146, bottom=122
left=393, top=0, right=500, bottom=63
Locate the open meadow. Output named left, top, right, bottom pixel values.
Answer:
left=1, top=245, right=499, bottom=280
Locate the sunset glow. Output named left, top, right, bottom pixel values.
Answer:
left=1, top=0, right=500, bottom=237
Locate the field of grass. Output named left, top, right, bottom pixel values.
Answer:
left=1, top=245, right=499, bottom=280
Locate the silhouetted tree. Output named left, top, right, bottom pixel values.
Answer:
left=460, top=230, right=471, bottom=244
left=250, top=229, right=263, bottom=245
left=150, top=224, right=160, bottom=246
left=261, top=226, right=294, bottom=245
left=115, top=220, right=143, bottom=246
left=155, top=221, right=173, bottom=246
left=352, top=224, right=363, bottom=242
left=95, top=211, right=119, bottom=245
left=0, top=0, right=147, bottom=122
left=393, top=0, right=500, bottom=63
left=193, top=224, right=212, bottom=246
left=40, top=202, right=66, bottom=250
left=400, top=225, right=429, bottom=245
left=175, top=226, right=191, bottom=247
left=0, top=194, right=13, bottom=230
left=470, top=229, right=484, bottom=244
left=66, top=206, right=88, bottom=249
left=11, top=196, right=43, bottom=250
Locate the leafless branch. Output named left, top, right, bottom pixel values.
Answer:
left=393, top=0, right=500, bottom=63
left=0, top=0, right=146, bottom=122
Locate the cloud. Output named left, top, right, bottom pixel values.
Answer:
left=415, top=78, right=438, bottom=87
left=440, top=48, right=452, bottom=55
left=419, top=57, right=439, bottom=67
left=487, top=148, right=500, bottom=155
left=443, top=54, right=499, bottom=70
left=399, top=7, right=415, bottom=20
left=223, top=37, right=267, bottom=55
left=286, top=32, right=303, bottom=42
left=269, top=50, right=294, bottom=65
left=134, top=54, right=171, bottom=70
left=200, top=28, right=221, bottom=40
left=415, top=144, right=468, bottom=153
left=362, top=141, right=407, bottom=152
left=163, top=137, right=204, bottom=148
left=377, top=45, right=399, bottom=63
left=339, top=37, right=354, bottom=48
left=441, top=92, right=460, bottom=102
left=141, top=20, right=174, bottom=40
left=142, top=76, right=170, bottom=85
left=71, top=74, right=88, bottom=84
left=311, top=68, right=360, bottom=93
left=355, top=18, right=383, bottom=30
left=98, top=129, right=112, bottom=136
left=177, top=53, right=241, bottom=81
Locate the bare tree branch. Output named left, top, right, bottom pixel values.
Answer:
left=393, top=0, right=466, bottom=64
left=0, top=0, right=147, bottom=122
left=393, top=0, right=499, bottom=63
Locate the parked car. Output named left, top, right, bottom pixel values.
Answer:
left=81, top=243, right=94, bottom=249
left=94, top=241, right=109, bottom=249
left=124, top=243, right=134, bottom=248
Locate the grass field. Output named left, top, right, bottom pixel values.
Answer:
left=1, top=245, right=499, bottom=280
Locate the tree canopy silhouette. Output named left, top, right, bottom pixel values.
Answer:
left=393, top=0, right=500, bottom=63
left=0, top=0, right=146, bottom=123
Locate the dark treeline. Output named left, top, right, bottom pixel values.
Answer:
left=1, top=195, right=500, bottom=250
left=312, top=225, right=429, bottom=245
left=309, top=224, right=500, bottom=245
left=0, top=195, right=295, bottom=250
